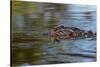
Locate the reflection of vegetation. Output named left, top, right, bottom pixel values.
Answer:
left=12, top=0, right=37, bottom=15
left=11, top=1, right=67, bottom=66
left=12, top=44, right=44, bottom=66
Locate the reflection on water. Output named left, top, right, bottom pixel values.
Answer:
left=11, top=1, right=96, bottom=66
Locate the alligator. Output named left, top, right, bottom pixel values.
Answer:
left=49, top=25, right=96, bottom=43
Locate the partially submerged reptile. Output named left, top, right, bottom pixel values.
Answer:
left=49, top=25, right=96, bottom=43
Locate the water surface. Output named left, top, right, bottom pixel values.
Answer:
left=11, top=3, right=96, bottom=66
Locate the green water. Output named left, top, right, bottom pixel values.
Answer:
left=11, top=1, right=96, bottom=66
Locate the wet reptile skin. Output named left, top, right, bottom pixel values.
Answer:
left=49, top=25, right=96, bottom=43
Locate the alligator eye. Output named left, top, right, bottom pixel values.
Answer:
left=60, top=25, right=65, bottom=28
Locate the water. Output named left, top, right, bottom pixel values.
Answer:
left=11, top=3, right=96, bottom=66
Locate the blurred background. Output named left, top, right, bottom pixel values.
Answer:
left=11, top=1, right=96, bottom=66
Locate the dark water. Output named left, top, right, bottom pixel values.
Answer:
left=11, top=3, right=96, bottom=66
